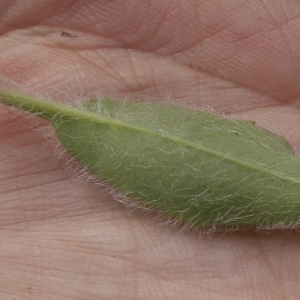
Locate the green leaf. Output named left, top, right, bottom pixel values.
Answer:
left=1, top=88, right=300, bottom=228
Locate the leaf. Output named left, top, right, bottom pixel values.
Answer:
left=1, top=88, right=300, bottom=228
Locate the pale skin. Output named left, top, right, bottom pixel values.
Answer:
left=1, top=1, right=300, bottom=299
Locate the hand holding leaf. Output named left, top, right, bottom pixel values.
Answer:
left=1, top=1, right=300, bottom=299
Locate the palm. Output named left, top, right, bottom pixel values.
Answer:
left=1, top=1, right=300, bottom=299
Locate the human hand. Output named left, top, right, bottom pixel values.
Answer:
left=1, top=1, right=300, bottom=299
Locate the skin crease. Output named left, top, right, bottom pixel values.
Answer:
left=2, top=0, right=300, bottom=299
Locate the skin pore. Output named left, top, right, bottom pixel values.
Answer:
left=1, top=1, right=300, bottom=299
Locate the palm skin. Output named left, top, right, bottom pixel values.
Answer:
left=1, top=1, right=300, bottom=299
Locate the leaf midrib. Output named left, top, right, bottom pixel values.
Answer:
left=0, top=89, right=298, bottom=186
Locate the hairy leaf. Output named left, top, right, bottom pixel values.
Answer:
left=1, top=89, right=300, bottom=228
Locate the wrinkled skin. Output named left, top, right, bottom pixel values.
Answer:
left=1, top=1, right=300, bottom=299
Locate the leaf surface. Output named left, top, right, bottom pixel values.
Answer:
left=1, top=90, right=300, bottom=227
